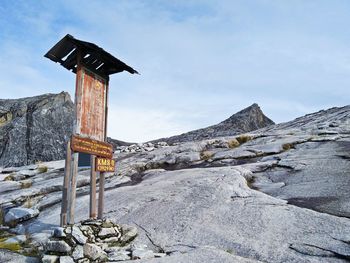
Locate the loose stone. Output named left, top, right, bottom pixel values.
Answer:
left=72, top=226, right=87, bottom=244
left=83, top=243, right=107, bottom=261
left=72, top=245, right=84, bottom=260
left=42, top=254, right=59, bottom=263
left=59, top=256, right=75, bottom=263
left=44, top=240, right=71, bottom=254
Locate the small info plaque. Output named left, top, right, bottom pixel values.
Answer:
left=71, top=135, right=113, bottom=159
left=95, top=157, right=116, bottom=172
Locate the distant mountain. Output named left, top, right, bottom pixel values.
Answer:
left=0, top=93, right=272, bottom=167
left=153, top=103, right=274, bottom=144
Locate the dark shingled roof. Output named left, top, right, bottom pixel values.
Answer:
left=44, top=34, right=139, bottom=76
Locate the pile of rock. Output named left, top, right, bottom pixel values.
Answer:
left=115, top=142, right=169, bottom=154
left=42, top=218, right=165, bottom=263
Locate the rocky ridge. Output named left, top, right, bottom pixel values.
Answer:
left=153, top=103, right=274, bottom=144
left=0, top=105, right=349, bottom=262
left=0, top=94, right=273, bottom=167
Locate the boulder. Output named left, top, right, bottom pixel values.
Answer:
left=59, top=256, right=74, bottom=263
left=71, top=226, right=87, bottom=245
left=98, top=227, right=116, bottom=238
left=3, top=235, right=26, bottom=244
left=83, top=243, right=107, bottom=261
left=44, top=240, right=71, bottom=254
left=53, top=227, right=66, bottom=238
left=120, top=225, right=138, bottom=244
left=41, top=255, right=59, bottom=263
left=72, top=245, right=84, bottom=260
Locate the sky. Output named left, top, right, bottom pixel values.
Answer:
left=0, top=0, right=349, bottom=142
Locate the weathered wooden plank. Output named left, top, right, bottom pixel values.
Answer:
left=67, top=152, right=79, bottom=224
left=98, top=172, right=105, bottom=219
left=70, top=135, right=113, bottom=158
left=61, top=49, right=78, bottom=69
left=90, top=155, right=97, bottom=219
left=98, top=80, right=109, bottom=219
left=60, top=141, right=71, bottom=227
left=79, top=67, right=107, bottom=141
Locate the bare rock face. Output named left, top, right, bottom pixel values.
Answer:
left=0, top=92, right=74, bottom=167
left=0, top=105, right=350, bottom=263
left=153, top=103, right=274, bottom=144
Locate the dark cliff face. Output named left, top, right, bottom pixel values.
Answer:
left=153, top=103, right=275, bottom=144
left=0, top=92, right=74, bottom=167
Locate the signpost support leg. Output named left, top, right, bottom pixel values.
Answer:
left=90, top=155, right=97, bottom=218
left=60, top=141, right=71, bottom=227
left=67, top=152, right=79, bottom=224
left=98, top=172, right=105, bottom=219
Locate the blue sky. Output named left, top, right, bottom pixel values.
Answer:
left=1, top=0, right=349, bottom=142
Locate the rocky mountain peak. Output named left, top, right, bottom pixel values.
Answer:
left=221, top=103, right=273, bottom=126
left=153, top=103, right=274, bottom=144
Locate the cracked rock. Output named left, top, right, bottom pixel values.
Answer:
left=72, top=245, right=84, bottom=260
left=44, top=240, right=71, bottom=254
left=4, top=207, right=39, bottom=226
left=83, top=243, right=107, bottom=261
left=42, top=255, right=59, bottom=263
left=59, top=256, right=75, bottom=263
left=72, top=226, right=87, bottom=244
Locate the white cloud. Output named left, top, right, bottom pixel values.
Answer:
left=107, top=106, right=194, bottom=142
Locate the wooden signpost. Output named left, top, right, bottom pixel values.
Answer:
left=45, top=34, right=138, bottom=226
left=71, top=135, right=113, bottom=159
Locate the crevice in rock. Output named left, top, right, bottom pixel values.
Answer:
left=25, top=104, right=35, bottom=165
left=289, top=243, right=350, bottom=260
left=133, top=222, right=165, bottom=253
left=330, top=235, right=350, bottom=245
left=336, top=154, right=350, bottom=160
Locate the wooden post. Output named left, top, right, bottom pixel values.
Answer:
left=67, top=152, right=79, bottom=224
left=90, top=155, right=97, bottom=218
left=66, top=51, right=82, bottom=225
left=98, top=78, right=109, bottom=219
left=98, top=172, right=105, bottom=219
left=60, top=141, right=71, bottom=226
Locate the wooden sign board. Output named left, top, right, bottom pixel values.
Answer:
left=76, top=66, right=107, bottom=141
left=96, top=157, right=115, bottom=172
left=71, top=135, right=113, bottom=158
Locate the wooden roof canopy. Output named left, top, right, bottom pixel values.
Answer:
left=44, top=34, right=139, bottom=77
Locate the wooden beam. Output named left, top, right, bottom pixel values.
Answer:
left=90, top=155, right=97, bottom=218
left=98, top=78, right=109, bottom=219
left=60, top=141, right=71, bottom=226
left=98, top=172, right=105, bottom=219
left=67, top=152, right=79, bottom=224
